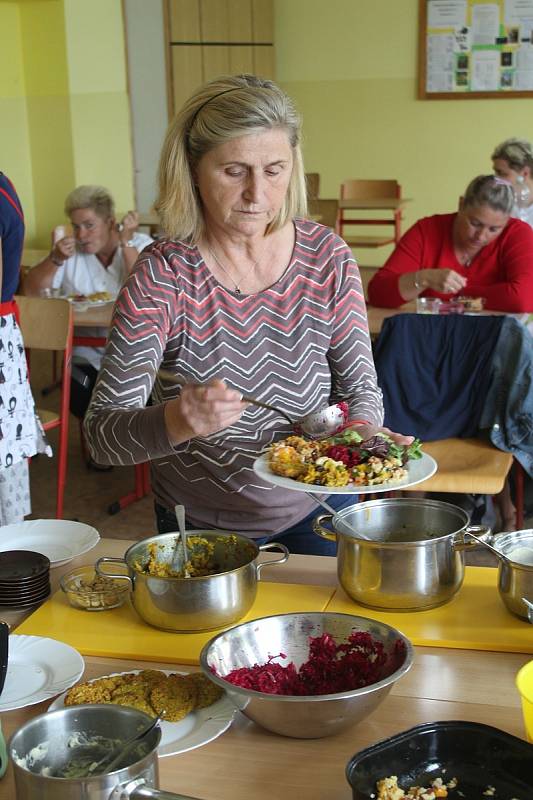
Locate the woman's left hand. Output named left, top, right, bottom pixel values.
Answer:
left=346, top=423, right=414, bottom=446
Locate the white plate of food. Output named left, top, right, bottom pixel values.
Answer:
left=0, top=519, right=100, bottom=567
left=48, top=670, right=236, bottom=758
left=0, top=635, right=84, bottom=712
left=253, top=451, right=437, bottom=494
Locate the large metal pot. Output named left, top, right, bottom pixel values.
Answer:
left=96, top=531, right=288, bottom=632
left=491, top=529, right=533, bottom=620
left=313, top=498, right=486, bottom=611
left=9, top=705, right=197, bottom=800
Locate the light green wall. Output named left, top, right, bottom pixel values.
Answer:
left=0, top=2, right=35, bottom=239
left=64, top=0, right=134, bottom=213
left=0, top=0, right=134, bottom=248
left=20, top=0, right=75, bottom=247
left=275, top=0, right=533, bottom=265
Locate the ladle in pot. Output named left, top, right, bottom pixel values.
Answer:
left=170, top=504, right=190, bottom=577
left=464, top=530, right=511, bottom=563
left=157, top=369, right=347, bottom=439
left=523, top=597, right=533, bottom=623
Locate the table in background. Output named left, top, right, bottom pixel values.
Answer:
left=1, top=541, right=529, bottom=800
left=72, top=303, right=150, bottom=512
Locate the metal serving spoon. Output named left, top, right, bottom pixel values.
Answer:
left=87, top=712, right=165, bottom=776
left=169, top=504, right=190, bottom=577
left=464, top=531, right=511, bottom=564
left=157, top=370, right=348, bottom=439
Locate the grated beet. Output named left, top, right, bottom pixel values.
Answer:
left=217, top=632, right=406, bottom=696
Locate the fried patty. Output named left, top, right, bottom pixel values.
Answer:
left=64, top=669, right=223, bottom=721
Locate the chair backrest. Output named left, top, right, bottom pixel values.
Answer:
left=16, top=295, right=73, bottom=352
left=340, top=179, right=400, bottom=200
left=308, top=198, right=339, bottom=229
left=373, top=314, right=505, bottom=441
left=305, top=172, right=320, bottom=201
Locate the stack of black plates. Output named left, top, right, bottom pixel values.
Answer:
left=0, top=550, right=51, bottom=607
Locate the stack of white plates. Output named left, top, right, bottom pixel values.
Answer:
left=0, top=550, right=50, bottom=608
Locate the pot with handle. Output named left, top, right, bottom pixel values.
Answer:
left=96, top=530, right=289, bottom=632
left=313, top=497, right=488, bottom=611
left=9, top=705, right=200, bottom=800
left=482, top=529, right=533, bottom=620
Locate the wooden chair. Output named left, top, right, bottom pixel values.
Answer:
left=16, top=295, right=73, bottom=519
left=308, top=198, right=338, bottom=229
left=337, top=179, right=403, bottom=248
left=305, top=172, right=320, bottom=201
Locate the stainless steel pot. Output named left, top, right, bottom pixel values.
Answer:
left=9, top=705, right=198, bottom=800
left=96, top=531, right=288, bottom=632
left=491, top=529, right=533, bottom=621
left=313, top=498, right=486, bottom=611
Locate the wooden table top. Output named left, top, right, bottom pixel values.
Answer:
left=1, top=538, right=529, bottom=799
left=73, top=302, right=114, bottom=328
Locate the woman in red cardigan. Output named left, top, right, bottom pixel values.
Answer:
left=367, top=174, right=533, bottom=312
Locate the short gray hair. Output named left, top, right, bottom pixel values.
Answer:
left=64, top=185, right=115, bottom=219
left=155, top=74, right=307, bottom=242
left=463, top=174, right=514, bottom=215
left=492, top=137, right=533, bottom=172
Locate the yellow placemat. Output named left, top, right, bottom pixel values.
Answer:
left=17, top=581, right=335, bottom=665
left=325, top=566, right=532, bottom=654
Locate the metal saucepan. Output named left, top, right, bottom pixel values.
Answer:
left=96, top=530, right=288, bottom=632
left=9, top=705, right=199, bottom=800
left=471, top=529, right=533, bottom=621
left=313, top=498, right=488, bottom=611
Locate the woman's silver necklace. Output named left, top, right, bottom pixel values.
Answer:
left=208, top=247, right=256, bottom=295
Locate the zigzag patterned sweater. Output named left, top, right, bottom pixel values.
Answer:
left=85, top=219, right=383, bottom=536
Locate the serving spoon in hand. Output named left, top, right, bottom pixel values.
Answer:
left=157, top=370, right=348, bottom=439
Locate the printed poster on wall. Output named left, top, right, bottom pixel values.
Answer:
left=420, top=0, right=533, bottom=97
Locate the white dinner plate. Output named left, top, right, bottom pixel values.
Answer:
left=48, top=670, right=236, bottom=758
left=253, top=451, right=438, bottom=494
left=0, top=519, right=100, bottom=567
left=0, top=635, right=84, bottom=712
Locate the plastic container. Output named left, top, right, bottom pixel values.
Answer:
left=516, top=659, right=533, bottom=741
left=60, top=565, right=129, bottom=611
left=346, top=720, right=533, bottom=799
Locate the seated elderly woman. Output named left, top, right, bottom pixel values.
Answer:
left=492, top=137, right=533, bottom=228
left=24, top=185, right=152, bottom=423
left=367, top=174, right=533, bottom=312
left=83, top=73, right=412, bottom=555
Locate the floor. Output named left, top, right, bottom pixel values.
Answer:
left=26, top=351, right=526, bottom=565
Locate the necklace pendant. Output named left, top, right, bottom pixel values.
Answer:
left=235, top=287, right=241, bottom=294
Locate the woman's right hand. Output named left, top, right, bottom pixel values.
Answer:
left=164, top=378, right=246, bottom=443
left=50, top=235, right=76, bottom=265
left=418, top=268, right=467, bottom=295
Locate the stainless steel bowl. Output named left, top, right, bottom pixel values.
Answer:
left=200, top=612, right=413, bottom=739
left=97, top=531, right=288, bottom=632
left=492, top=529, right=533, bottom=620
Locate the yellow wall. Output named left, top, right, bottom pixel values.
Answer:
left=0, top=2, right=35, bottom=239
left=0, top=0, right=134, bottom=248
left=275, top=0, right=533, bottom=265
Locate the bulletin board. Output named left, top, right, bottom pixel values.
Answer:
left=418, top=0, right=533, bottom=98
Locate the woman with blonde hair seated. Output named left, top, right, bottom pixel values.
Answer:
left=24, top=185, right=152, bottom=424
left=492, top=137, right=533, bottom=228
